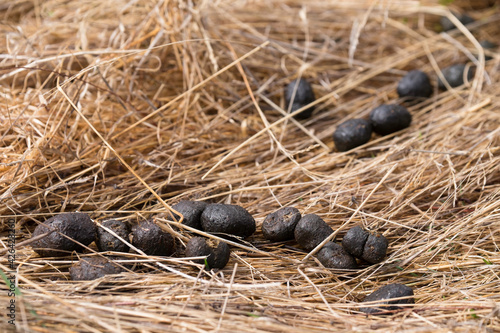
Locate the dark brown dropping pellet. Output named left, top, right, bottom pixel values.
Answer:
left=69, top=256, right=124, bottom=281
left=262, top=206, right=301, bottom=242
left=342, top=226, right=369, bottom=258
left=285, top=79, right=315, bottom=119
left=185, top=237, right=230, bottom=270
left=361, top=233, right=389, bottom=264
left=201, top=204, right=256, bottom=239
left=359, top=283, right=415, bottom=315
left=32, top=212, right=96, bottom=257
left=96, top=220, right=130, bottom=253
left=171, top=200, right=208, bottom=230
left=479, top=40, right=497, bottom=61
left=185, top=237, right=212, bottom=265
left=397, top=70, right=433, bottom=99
left=437, top=64, right=474, bottom=89
left=131, top=221, right=175, bottom=256
left=294, top=214, right=333, bottom=251
left=211, top=241, right=231, bottom=269
left=369, top=104, right=411, bottom=136
left=316, top=242, right=357, bottom=269
left=333, top=119, right=372, bottom=152
left=440, top=12, right=475, bottom=32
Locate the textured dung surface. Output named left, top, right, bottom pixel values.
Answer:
left=211, top=241, right=230, bottom=269
left=294, top=214, right=333, bottom=251
left=437, top=64, right=475, bottom=89
left=397, top=70, right=433, bottom=99
left=201, top=204, right=256, bottom=239
left=316, top=242, right=357, bottom=269
left=333, top=119, right=372, bottom=152
left=69, top=256, right=124, bottom=281
left=262, top=206, right=301, bottom=242
left=185, top=237, right=230, bottom=269
left=361, top=233, right=389, bottom=264
left=359, top=283, right=415, bottom=314
left=172, top=200, right=208, bottom=230
left=440, top=12, right=475, bottom=32
left=342, top=226, right=369, bottom=258
left=369, top=104, right=412, bottom=136
left=96, top=219, right=130, bottom=253
left=185, top=237, right=213, bottom=265
left=32, top=213, right=96, bottom=257
left=132, top=221, right=175, bottom=256
left=284, top=79, right=315, bottom=119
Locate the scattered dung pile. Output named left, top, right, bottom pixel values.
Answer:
left=0, top=0, right=499, bottom=332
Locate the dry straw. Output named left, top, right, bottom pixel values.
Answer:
left=1, top=0, right=499, bottom=332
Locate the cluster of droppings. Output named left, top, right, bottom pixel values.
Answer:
left=342, top=226, right=388, bottom=264
left=32, top=213, right=96, bottom=257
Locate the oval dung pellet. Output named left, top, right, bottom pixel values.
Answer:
left=32, top=212, right=96, bottom=257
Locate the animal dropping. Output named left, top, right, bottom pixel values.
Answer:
left=342, top=226, right=388, bottom=264
left=262, top=206, right=301, bottom=242
left=333, top=119, right=372, bottom=152
left=69, top=256, right=124, bottom=281
left=171, top=200, right=208, bottom=230
left=369, top=104, right=412, bottom=136
left=440, top=12, right=475, bottom=32
left=437, top=64, right=474, bottom=89
left=294, top=214, right=333, bottom=251
left=359, top=283, right=415, bottom=314
left=96, top=219, right=130, bottom=253
left=341, top=226, right=369, bottom=258
left=185, top=237, right=230, bottom=270
left=131, top=221, right=175, bottom=256
left=201, top=204, right=256, bottom=239
left=317, top=242, right=357, bottom=269
left=284, top=78, right=316, bottom=119
left=32, top=213, right=96, bottom=257
left=397, top=70, right=433, bottom=99
left=479, top=40, right=497, bottom=61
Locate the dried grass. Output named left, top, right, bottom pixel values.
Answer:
left=0, top=0, right=499, bottom=332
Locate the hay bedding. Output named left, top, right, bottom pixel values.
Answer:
left=0, top=0, right=499, bottom=332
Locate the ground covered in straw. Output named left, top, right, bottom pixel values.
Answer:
left=1, top=0, right=499, bottom=332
